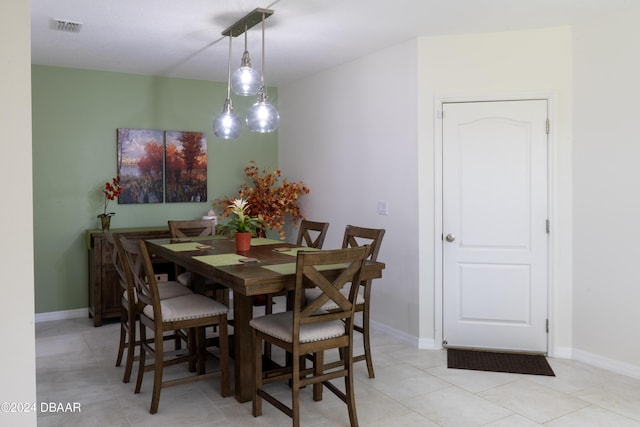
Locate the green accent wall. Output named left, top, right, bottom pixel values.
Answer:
left=32, top=65, right=278, bottom=313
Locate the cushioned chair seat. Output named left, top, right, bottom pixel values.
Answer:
left=177, top=271, right=217, bottom=287
left=250, top=311, right=345, bottom=343
left=142, top=293, right=229, bottom=322
left=177, top=272, right=191, bottom=286
left=158, top=281, right=194, bottom=299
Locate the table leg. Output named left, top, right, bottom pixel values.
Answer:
left=233, top=293, right=254, bottom=403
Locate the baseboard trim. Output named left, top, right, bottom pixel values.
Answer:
left=572, top=348, right=640, bottom=380
left=370, top=319, right=421, bottom=347
left=35, top=308, right=87, bottom=323
left=549, top=346, right=572, bottom=360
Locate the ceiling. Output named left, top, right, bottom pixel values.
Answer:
left=31, top=0, right=634, bottom=86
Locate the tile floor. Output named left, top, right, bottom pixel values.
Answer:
left=36, top=303, right=640, bottom=426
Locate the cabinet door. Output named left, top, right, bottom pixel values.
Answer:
left=101, top=265, right=122, bottom=320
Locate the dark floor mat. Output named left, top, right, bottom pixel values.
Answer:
left=447, top=348, right=555, bottom=376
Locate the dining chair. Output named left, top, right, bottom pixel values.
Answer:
left=306, top=225, right=385, bottom=378
left=105, top=231, right=192, bottom=383
left=295, top=219, right=330, bottom=248
left=264, top=220, right=330, bottom=358
left=119, top=237, right=230, bottom=414
left=250, top=246, right=368, bottom=427
left=168, top=219, right=230, bottom=305
left=265, top=220, right=329, bottom=313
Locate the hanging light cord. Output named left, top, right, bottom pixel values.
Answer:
left=225, top=35, right=232, bottom=99
left=260, top=12, right=266, bottom=91
left=243, top=23, right=248, bottom=54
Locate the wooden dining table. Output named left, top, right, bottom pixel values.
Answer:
left=145, top=236, right=385, bottom=403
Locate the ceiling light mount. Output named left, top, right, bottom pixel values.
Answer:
left=221, top=8, right=273, bottom=38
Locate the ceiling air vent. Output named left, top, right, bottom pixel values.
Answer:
left=51, top=19, right=83, bottom=33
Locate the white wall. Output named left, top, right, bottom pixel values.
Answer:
left=0, top=0, right=37, bottom=425
left=279, top=39, right=421, bottom=339
left=417, top=27, right=573, bottom=355
left=279, top=27, right=573, bottom=352
left=279, top=18, right=640, bottom=377
left=572, top=6, right=640, bottom=374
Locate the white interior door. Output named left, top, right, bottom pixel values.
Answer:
left=442, top=99, right=549, bottom=353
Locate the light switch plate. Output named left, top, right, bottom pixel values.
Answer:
left=377, top=200, right=388, bottom=215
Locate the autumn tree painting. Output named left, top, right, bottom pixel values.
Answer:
left=117, top=128, right=164, bottom=204
left=165, top=130, right=207, bottom=202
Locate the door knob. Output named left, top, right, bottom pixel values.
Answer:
left=445, top=233, right=456, bottom=242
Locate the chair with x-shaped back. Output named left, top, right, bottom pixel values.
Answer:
left=251, top=246, right=368, bottom=427
left=263, top=220, right=330, bottom=358
left=306, top=225, right=385, bottom=378
left=105, top=231, right=192, bottom=383
left=119, top=237, right=230, bottom=414
left=168, top=219, right=229, bottom=305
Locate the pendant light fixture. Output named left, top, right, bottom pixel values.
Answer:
left=230, top=24, right=261, bottom=96
left=246, top=11, right=279, bottom=133
left=213, top=35, right=241, bottom=139
left=214, top=8, right=275, bottom=139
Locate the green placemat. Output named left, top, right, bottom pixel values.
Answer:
left=250, top=238, right=284, bottom=246
left=275, top=247, right=321, bottom=256
left=262, top=262, right=349, bottom=275
left=191, top=235, right=226, bottom=241
left=193, top=253, right=247, bottom=266
left=160, top=242, right=214, bottom=252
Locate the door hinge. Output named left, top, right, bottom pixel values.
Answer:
left=546, top=219, right=550, bottom=234
left=546, top=118, right=550, bottom=134
left=546, top=318, right=549, bottom=333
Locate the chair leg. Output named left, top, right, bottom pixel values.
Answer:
left=115, top=306, right=127, bottom=367
left=362, top=301, right=375, bottom=379
left=123, top=316, right=136, bottom=383
left=252, top=331, right=263, bottom=417
left=344, top=346, right=359, bottom=427
left=292, top=352, right=301, bottom=427
left=219, top=315, right=230, bottom=397
left=263, top=295, right=273, bottom=359
left=196, top=327, right=207, bottom=375
left=149, top=327, right=164, bottom=414
left=362, top=294, right=376, bottom=378
left=188, top=329, right=197, bottom=372
left=134, top=322, right=146, bottom=394
left=174, top=331, right=182, bottom=351
left=313, top=351, right=323, bottom=401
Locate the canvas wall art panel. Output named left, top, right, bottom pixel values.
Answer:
left=165, top=130, right=208, bottom=203
left=117, top=128, right=164, bottom=204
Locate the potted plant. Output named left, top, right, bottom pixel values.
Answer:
left=226, top=198, right=263, bottom=251
left=98, top=175, right=122, bottom=230
left=214, top=161, right=309, bottom=240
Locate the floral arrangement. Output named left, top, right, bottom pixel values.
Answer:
left=214, top=161, right=309, bottom=239
left=226, top=198, right=263, bottom=235
left=99, top=175, right=122, bottom=218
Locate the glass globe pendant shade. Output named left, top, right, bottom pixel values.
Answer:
left=213, top=98, right=241, bottom=139
left=246, top=90, right=279, bottom=133
left=231, top=51, right=261, bottom=96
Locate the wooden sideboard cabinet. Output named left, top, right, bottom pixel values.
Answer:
left=87, top=227, right=174, bottom=327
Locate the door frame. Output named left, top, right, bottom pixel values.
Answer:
left=433, top=92, right=557, bottom=354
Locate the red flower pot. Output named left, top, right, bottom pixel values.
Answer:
left=235, top=232, right=251, bottom=252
